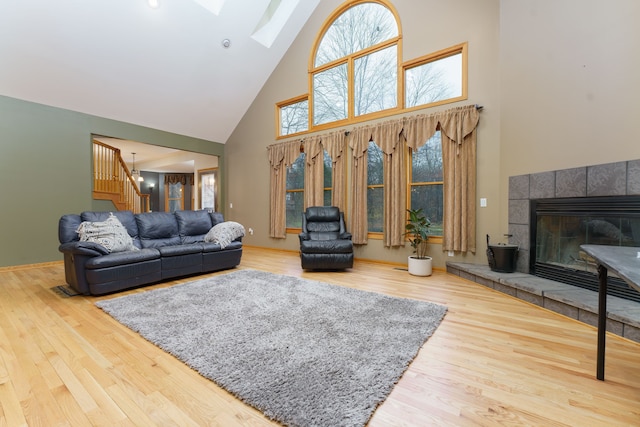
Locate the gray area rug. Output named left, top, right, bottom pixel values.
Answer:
left=96, top=269, right=447, bottom=427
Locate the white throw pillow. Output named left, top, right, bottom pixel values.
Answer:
left=76, top=213, right=138, bottom=253
left=204, top=221, right=245, bottom=248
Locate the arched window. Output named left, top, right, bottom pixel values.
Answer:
left=276, top=1, right=466, bottom=139
left=311, top=1, right=400, bottom=127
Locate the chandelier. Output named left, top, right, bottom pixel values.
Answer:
left=131, top=152, right=144, bottom=182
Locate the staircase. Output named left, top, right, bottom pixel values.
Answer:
left=93, top=140, right=150, bottom=213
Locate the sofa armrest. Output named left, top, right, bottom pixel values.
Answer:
left=59, top=241, right=110, bottom=256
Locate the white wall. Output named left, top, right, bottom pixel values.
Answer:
left=499, top=0, right=640, bottom=225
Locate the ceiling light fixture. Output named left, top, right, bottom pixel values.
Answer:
left=148, top=0, right=160, bottom=9
left=131, top=152, right=144, bottom=182
left=221, top=38, right=231, bottom=48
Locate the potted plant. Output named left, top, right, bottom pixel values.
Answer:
left=405, top=208, right=432, bottom=276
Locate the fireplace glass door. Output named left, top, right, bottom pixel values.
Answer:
left=536, top=214, right=640, bottom=273
left=532, top=196, right=640, bottom=301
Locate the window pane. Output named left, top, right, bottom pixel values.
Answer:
left=167, top=182, right=184, bottom=212
left=201, top=172, right=216, bottom=210
left=410, top=184, right=443, bottom=236
left=324, top=150, right=332, bottom=205
left=168, top=199, right=182, bottom=213
left=286, top=192, right=304, bottom=228
left=286, top=154, right=305, bottom=190
left=323, top=150, right=332, bottom=188
left=405, top=53, right=463, bottom=108
left=286, top=154, right=305, bottom=228
left=368, top=187, right=384, bottom=232
left=169, top=182, right=182, bottom=198
left=411, top=131, right=443, bottom=236
left=367, top=141, right=383, bottom=232
left=313, top=64, right=348, bottom=125
left=354, top=45, right=397, bottom=116
left=315, top=3, right=398, bottom=67
left=280, top=100, right=308, bottom=135
left=324, top=190, right=332, bottom=206
left=367, top=141, right=383, bottom=185
left=412, top=131, right=443, bottom=182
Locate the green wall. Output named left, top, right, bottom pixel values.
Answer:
left=0, top=95, right=225, bottom=267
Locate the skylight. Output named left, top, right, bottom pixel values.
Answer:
left=251, top=0, right=300, bottom=48
left=192, top=0, right=225, bottom=15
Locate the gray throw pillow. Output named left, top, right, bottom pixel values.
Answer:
left=204, top=221, right=245, bottom=248
left=76, top=213, right=139, bottom=253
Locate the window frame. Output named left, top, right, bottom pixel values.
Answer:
left=366, top=140, right=385, bottom=236
left=406, top=137, right=444, bottom=244
left=285, top=152, right=306, bottom=232
left=402, top=42, right=468, bottom=112
left=308, top=0, right=403, bottom=134
left=322, top=149, right=333, bottom=206
left=165, top=182, right=185, bottom=213
left=276, top=94, right=310, bottom=139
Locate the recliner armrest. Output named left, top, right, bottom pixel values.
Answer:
left=339, top=232, right=352, bottom=240
left=299, top=232, right=311, bottom=243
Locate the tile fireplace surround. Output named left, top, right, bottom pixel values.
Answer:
left=447, top=159, right=640, bottom=343
left=508, top=159, right=640, bottom=273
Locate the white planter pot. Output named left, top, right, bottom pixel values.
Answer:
left=408, top=256, right=432, bottom=276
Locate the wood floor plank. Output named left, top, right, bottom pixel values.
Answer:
left=1, top=246, right=639, bottom=426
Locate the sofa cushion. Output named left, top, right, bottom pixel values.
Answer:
left=201, top=240, right=242, bottom=253
left=210, top=211, right=225, bottom=226
left=85, top=248, right=160, bottom=269
left=204, top=221, right=245, bottom=248
left=157, top=243, right=203, bottom=257
left=77, top=213, right=139, bottom=253
left=175, top=210, right=213, bottom=243
left=135, top=212, right=181, bottom=248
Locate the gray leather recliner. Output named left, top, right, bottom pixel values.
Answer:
left=298, top=206, right=353, bottom=270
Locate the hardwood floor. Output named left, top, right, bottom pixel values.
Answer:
left=1, top=246, right=639, bottom=426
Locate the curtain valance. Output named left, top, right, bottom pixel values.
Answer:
left=164, top=174, right=194, bottom=186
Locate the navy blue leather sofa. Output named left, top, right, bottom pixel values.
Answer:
left=58, top=210, right=242, bottom=295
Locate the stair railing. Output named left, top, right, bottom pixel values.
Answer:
left=93, top=141, right=150, bottom=213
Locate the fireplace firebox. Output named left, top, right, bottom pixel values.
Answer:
left=530, top=196, right=640, bottom=302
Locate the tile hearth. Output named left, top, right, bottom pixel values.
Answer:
left=447, top=262, right=640, bottom=343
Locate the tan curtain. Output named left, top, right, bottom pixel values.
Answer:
left=267, top=140, right=301, bottom=238
left=439, top=105, right=480, bottom=253
left=372, top=118, right=406, bottom=247
left=348, top=125, right=373, bottom=244
left=322, top=130, right=347, bottom=212
left=303, top=135, right=324, bottom=208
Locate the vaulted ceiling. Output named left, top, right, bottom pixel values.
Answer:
left=0, top=0, right=320, bottom=144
